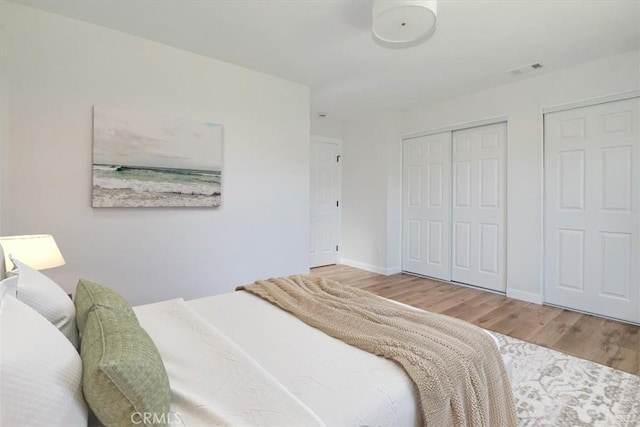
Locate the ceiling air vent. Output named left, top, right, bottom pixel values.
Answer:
left=507, top=62, right=543, bottom=77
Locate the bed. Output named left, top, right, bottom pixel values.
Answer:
left=0, top=248, right=516, bottom=427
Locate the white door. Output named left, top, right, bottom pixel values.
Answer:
left=451, top=123, right=507, bottom=292
left=545, top=98, right=640, bottom=323
left=402, top=132, right=451, bottom=280
left=310, top=137, right=341, bottom=268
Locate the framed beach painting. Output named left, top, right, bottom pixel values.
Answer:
left=92, top=106, right=222, bottom=208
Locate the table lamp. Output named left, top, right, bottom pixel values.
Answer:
left=0, top=234, right=65, bottom=279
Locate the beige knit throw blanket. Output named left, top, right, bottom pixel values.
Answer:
left=237, top=274, right=517, bottom=427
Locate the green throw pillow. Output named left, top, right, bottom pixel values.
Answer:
left=74, top=279, right=136, bottom=334
left=81, top=305, right=171, bottom=427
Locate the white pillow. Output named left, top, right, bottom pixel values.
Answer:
left=0, top=295, right=88, bottom=427
left=12, top=257, right=79, bottom=348
left=0, top=276, right=17, bottom=301
left=0, top=244, right=6, bottom=280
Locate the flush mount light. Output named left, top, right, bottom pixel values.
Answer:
left=372, top=0, right=437, bottom=48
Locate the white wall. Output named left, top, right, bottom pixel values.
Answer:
left=341, top=111, right=402, bottom=274
left=0, top=3, right=310, bottom=304
left=310, top=114, right=343, bottom=139
left=343, top=49, right=640, bottom=302
left=0, top=77, right=6, bottom=236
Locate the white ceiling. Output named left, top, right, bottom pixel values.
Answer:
left=12, top=0, right=640, bottom=119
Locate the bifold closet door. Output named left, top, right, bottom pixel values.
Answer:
left=545, top=98, right=639, bottom=323
left=402, top=132, right=451, bottom=280
left=451, top=123, right=507, bottom=292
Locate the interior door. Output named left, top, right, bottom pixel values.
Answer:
left=451, top=123, right=507, bottom=292
left=310, top=138, right=341, bottom=268
left=402, top=132, right=451, bottom=280
left=544, top=97, right=639, bottom=323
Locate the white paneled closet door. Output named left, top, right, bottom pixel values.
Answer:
left=545, top=98, right=639, bottom=323
left=402, top=132, right=451, bottom=280
left=451, top=123, right=507, bottom=292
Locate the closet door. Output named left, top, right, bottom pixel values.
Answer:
left=451, top=123, right=507, bottom=292
left=402, top=132, right=451, bottom=280
left=545, top=98, right=639, bottom=323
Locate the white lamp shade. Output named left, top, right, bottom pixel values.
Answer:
left=372, top=0, right=437, bottom=48
left=0, top=235, right=66, bottom=271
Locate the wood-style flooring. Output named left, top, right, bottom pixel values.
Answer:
left=312, top=264, right=640, bottom=375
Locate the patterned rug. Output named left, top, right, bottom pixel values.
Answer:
left=496, top=334, right=639, bottom=426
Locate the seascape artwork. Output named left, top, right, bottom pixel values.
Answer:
left=92, top=106, right=222, bottom=208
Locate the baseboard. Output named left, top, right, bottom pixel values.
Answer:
left=339, top=259, right=400, bottom=276
left=507, top=288, right=543, bottom=305
left=386, top=266, right=402, bottom=275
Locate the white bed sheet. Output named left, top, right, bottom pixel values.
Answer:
left=137, top=290, right=511, bottom=427
left=134, top=298, right=325, bottom=427
left=187, top=291, right=421, bottom=427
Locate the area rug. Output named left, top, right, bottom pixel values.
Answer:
left=496, top=333, right=639, bottom=426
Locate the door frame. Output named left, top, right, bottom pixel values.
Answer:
left=541, top=90, right=640, bottom=318
left=310, top=134, right=342, bottom=266
left=400, top=115, right=509, bottom=289
left=541, top=89, right=640, bottom=115
left=403, top=115, right=509, bottom=140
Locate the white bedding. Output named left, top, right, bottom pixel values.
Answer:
left=135, top=291, right=510, bottom=426
left=187, top=292, right=421, bottom=427
left=136, top=292, right=420, bottom=426
left=134, top=298, right=325, bottom=427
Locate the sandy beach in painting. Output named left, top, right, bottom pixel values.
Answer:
left=93, top=165, right=221, bottom=207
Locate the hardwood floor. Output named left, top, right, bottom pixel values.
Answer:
left=311, top=264, right=640, bottom=375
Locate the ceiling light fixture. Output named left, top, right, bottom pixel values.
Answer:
left=372, top=0, right=437, bottom=48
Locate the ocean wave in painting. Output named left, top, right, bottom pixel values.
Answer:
left=92, top=164, right=221, bottom=207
